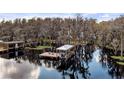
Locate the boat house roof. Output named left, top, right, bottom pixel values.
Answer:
left=56, top=45, right=74, bottom=51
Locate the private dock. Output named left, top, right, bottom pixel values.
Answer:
left=0, top=48, right=8, bottom=53
left=39, top=52, right=60, bottom=60
left=0, top=41, right=24, bottom=53
left=39, top=44, right=76, bottom=61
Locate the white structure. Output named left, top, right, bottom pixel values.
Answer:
left=0, top=40, right=3, bottom=42
left=56, top=45, right=75, bottom=60
left=57, top=45, right=74, bottom=51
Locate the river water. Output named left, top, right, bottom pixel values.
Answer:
left=0, top=48, right=123, bottom=79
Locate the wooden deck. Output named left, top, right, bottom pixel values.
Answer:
left=0, top=48, right=8, bottom=53
left=39, top=52, right=60, bottom=60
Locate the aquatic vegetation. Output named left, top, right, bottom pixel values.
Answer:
left=111, top=56, right=124, bottom=61
left=116, top=62, right=124, bottom=66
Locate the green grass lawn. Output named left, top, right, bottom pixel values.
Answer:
left=111, top=56, right=124, bottom=60
left=36, top=46, right=52, bottom=49
left=25, top=46, right=52, bottom=50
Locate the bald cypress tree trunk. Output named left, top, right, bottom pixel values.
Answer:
left=121, top=31, right=123, bottom=57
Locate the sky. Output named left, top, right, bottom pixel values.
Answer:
left=0, top=13, right=124, bottom=22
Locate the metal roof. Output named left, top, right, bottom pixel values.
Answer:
left=56, top=45, right=74, bottom=51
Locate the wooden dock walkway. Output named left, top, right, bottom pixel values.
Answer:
left=39, top=52, right=60, bottom=60
left=0, top=48, right=8, bottom=53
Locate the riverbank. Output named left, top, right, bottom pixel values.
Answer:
left=25, top=46, right=52, bottom=50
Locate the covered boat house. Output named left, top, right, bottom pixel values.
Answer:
left=0, top=41, right=24, bottom=52
left=56, top=44, right=76, bottom=60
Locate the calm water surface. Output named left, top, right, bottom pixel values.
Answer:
left=0, top=48, right=123, bottom=79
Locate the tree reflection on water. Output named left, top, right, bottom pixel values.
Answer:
left=107, top=61, right=124, bottom=79
left=41, top=45, right=93, bottom=79
left=100, top=51, right=124, bottom=79
left=0, top=45, right=124, bottom=79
